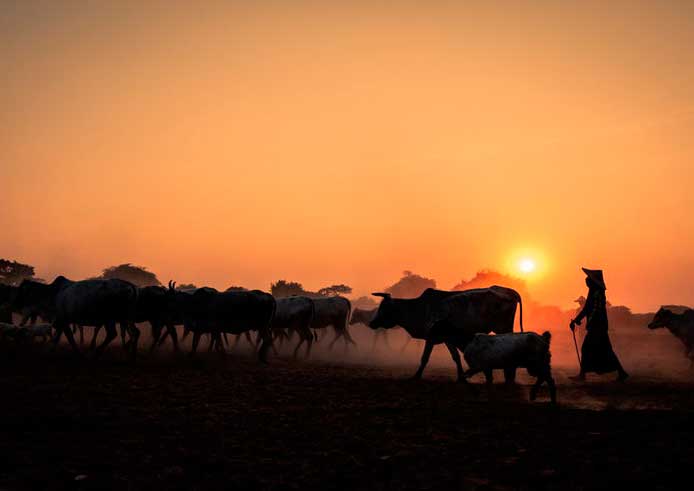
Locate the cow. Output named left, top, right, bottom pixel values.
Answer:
left=350, top=308, right=376, bottom=326
left=0, top=284, right=18, bottom=323
left=463, top=332, right=556, bottom=403
left=272, top=296, right=315, bottom=358
left=169, top=286, right=276, bottom=362
left=0, top=322, right=53, bottom=344
left=135, top=285, right=180, bottom=353
left=311, top=296, right=354, bottom=349
left=170, top=286, right=221, bottom=351
left=12, top=280, right=57, bottom=326
left=350, top=307, right=393, bottom=351
left=369, top=286, right=524, bottom=382
left=15, top=276, right=140, bottom=357
left=53, top=276, right=140, bottom=356
left=648, top=307, right=694, bottom=368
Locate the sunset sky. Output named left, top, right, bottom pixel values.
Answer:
left=2, top=1, right=693, bottom=311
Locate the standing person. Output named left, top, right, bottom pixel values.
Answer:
left=569, top=268, right=629, bottom=382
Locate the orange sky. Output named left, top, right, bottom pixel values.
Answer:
left=2, top=1, right=693, bottom=311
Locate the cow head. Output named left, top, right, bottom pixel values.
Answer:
left=369, top=292, right=398, bottom=329
left=648, top=307, right=674, bottom=329
left=12, top=279, right=56, bottom=321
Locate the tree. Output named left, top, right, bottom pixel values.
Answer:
left=271, top=280, right=308, bottom=298
left=100, top=263, right=161, bottom=287
left=316, top=284, right=353, bottom=297
left=452, top=270, right=528, bottom=299
left=226, top=285, right=248, bottom=292
left=384, top=271, right=436, bottom=299
left=0, top=259, right=35, bottom=286
left=351, top=296, right=378, bottom=310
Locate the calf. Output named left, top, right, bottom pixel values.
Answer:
left=463, top=331, right=556, bottom=403
left=648, top=307, right=694, bottom=367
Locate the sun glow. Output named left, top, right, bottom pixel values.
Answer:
left=519, top=258, right=537, bottom=274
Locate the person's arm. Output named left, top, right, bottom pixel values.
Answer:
left=572, top=292, right=594, bottom=327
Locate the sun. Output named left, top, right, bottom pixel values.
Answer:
left=518, top=258, right=536, bottom=274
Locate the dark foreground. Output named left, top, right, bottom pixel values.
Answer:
left=1, top=348, right=693, bottom=491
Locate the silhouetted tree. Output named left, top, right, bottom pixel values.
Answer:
left=384, top=271, right=436, bottom=298
left=452, top=270, right=528, bottom=298
left=316, top=284, right=353, bottom=297
left=0, top=259, right=35, bottom=286
left=351, top=296, right=378, bottom=310
left=271, top=280, right=308, bottom=298
left=226, top=285, right=248, bottom=292
left=101, top=263, right=161, bottom=287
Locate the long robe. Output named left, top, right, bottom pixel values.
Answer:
left=575, top=287, right=623, bottom=374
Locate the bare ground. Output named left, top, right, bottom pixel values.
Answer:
left=0, top=345, right=692, bottom=491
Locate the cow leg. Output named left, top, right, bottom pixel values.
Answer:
left=293, top=337, right=305, bottom=359
left=328, top=330, right=343, bottom=350
left=181, top=328, right=191, bottom=342
left=119, top=324, right=128, bottom=347
left=149, top=322, right=163, bottom=353
left=214, top=332, right=226, bottom=354
left=223, top=332, right=230, bottom=347
left=257, top=327, right=273, bottom=364
left=166, top=324, right=180, bottom=353
left=72, top=324, right=84, bottom=346
left=504, top=367, right=517, bottom=385
left=158, top=329, right=171, bottom=346
left=190, top=332, right=201, bottom=355
left=90, top=325, right=102, bottom=351
left=95, top=322, right=118, bottom=357
left=412, top=340, right=435, bottom=380
left=232, top=333, right=243, bottom=349
left=126, top=323, right=140, bottom=358
left=59, top=322, right=81, bottom=354
left=531, top=367, right=557, bottom=404
left=305, top=331, right=314, bottom=358
left=52, top=324, right=64, bottom=349
left=244, top=331, right=254, bottom=347
left=207, top=333, right=216, bottom=352
left=445, top=342, right=466, bottom=383
left=484, top=369, right=494, bottom=385
left=343, top=328, right=357, bottom=346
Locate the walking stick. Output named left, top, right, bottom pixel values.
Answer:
left=571, top=326, right=582, bottom=366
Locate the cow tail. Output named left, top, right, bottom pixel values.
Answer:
left=518, top=294, right=524, bottom=333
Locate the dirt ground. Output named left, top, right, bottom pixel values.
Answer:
left=0, top=342, right=693, bottom=491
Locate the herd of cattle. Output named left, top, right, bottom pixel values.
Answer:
left=1, top=276, right=694, bottom=403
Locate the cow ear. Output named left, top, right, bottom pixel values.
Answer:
left=372, top=292, right=391, bottom=299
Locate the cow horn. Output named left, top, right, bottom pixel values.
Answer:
left=372, top=292, right=391, bottom=299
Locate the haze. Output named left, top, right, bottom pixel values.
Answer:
left=2, top=0, right=693, bottom=311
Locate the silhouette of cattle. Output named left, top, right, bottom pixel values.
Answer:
left=648, top=307, right=694, bottom=368
left=463, top=331, right=556, bottom=403
left=311, top=296, right=354, bottom=349
left=0, top=284, right=17, bottom=323
left=349, top=308, right=376, bottom=326
left=15, top=276, right=140, bottom=357
left=272, top=296, right=315, bottom=358
left=369, top=286, right=523, bottom=382
left=13, top=280, right=57, bottom=325
left=169, top=285, right=276, bottom=362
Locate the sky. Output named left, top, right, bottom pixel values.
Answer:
left=2, top=0, right=693, bottom=311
